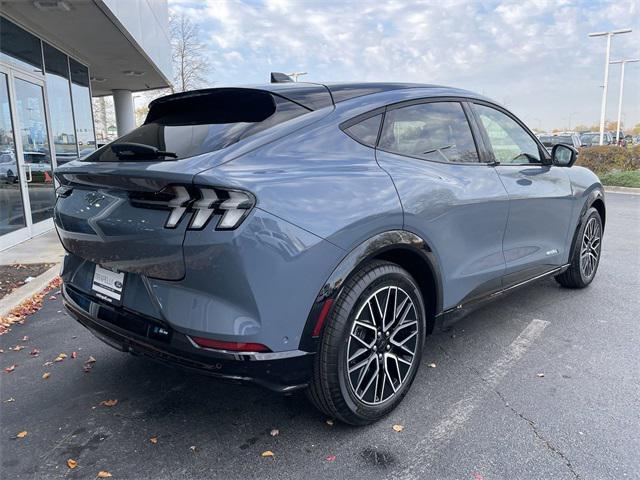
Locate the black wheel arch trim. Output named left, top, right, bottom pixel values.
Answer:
left=298, top=230, right=442, bottom=352
left=569, top=187, right=605, bottom=260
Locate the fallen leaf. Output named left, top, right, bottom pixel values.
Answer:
left=100, top=399, right=118, bottom=407
left=97, top=471, right=112, bottom=478
left=427, top=363, right=437, bottom=368
left=4, top=397, right=15, bottom=402
left=0, top=277, right=61, bottom=336
left=67, top=459, right=78, bottom=469
left=54, top=353, right=68, bottom=362
left=10, top=345, right=24, bottom=351
left=261, top=450, right=275, bottom=458
left=21, top=336, right=29, bottom=342
left=4, top=364, right=16, bottom=373
left=189, top=445, right=197, bottom=452
left=392, top=424, right=404, bottom=432
left=536, top=373, right=545, bottom=378
left=16, top=431, right=28, bottom=438
left=42, top=372, right=51, bottom=380
left=270, top=428, right=279, bottom=437
left=85, top=356, right=96, bottom=364
left=0, top=349, right=4, bottom=353
left=150, top=437, right=158, bottom=444
left=325, top=419, right=334, bottom=426
left=42, top=361, right=53, bottom=367
left=49, top=296, right=57, bottom=300
left=326, top=455, right=336, bottom=462
left=71, top=351, right=78, bottom=359
left=472, top=473, right=485, bottom=480
left=30, top=348, right=40, bottom=357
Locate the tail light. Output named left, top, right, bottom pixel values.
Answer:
left=131, top=185, right=255, bottom=231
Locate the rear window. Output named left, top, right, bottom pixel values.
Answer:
left=379, top=102, right=479, bottom=163
left=84, top=89, right=310, bottom=162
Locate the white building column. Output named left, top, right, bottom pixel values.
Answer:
left=112, top=89, right=136, bottom=137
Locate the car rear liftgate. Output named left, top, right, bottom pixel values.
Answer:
left=54, top=86, right=332, bottom=280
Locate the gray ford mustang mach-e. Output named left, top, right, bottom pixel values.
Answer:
left=54, top=78, right=605, bottom=425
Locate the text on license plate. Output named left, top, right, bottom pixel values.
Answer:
left=92, top=265, right=125, bottom=303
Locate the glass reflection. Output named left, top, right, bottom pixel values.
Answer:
left=14, top=78, right=56, bottom=224
left=0, top=17, right=43, bottom=74
left=0, top=73, right=27, bottom=235
left=69, top=59, right=96, bottom=157
left=44, top=43, right=78, bottom=165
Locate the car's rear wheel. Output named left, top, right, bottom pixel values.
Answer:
left=555, top=207, right=602, bottom=288
left=307, top=260, right=425, bottom=425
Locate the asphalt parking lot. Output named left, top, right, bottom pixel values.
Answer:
left=1, top=192, right=639, bottom=480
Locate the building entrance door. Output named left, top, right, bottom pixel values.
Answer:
left=0, top=66, right=56, bottom=250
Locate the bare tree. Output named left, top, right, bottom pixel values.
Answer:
left=170, top=12, right=210, bottom=92
left=92, top=96, right=116, bottom=141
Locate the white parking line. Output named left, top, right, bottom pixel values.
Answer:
left=395, top=318, right=550, bottom=480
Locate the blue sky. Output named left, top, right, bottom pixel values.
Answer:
left=169, top=0, right=639, bottom=131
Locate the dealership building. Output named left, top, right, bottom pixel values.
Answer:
left=0, top=0, right=172, bottom=250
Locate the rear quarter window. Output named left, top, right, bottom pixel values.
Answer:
left=343, top=114, right=382, bottom=147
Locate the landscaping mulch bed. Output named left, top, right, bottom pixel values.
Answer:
left=0, top=263, right=55, bottom=300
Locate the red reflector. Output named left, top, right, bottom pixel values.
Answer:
left=312, top=298, right=334, bottom=337
left=191, top=337, right=270, bottom=352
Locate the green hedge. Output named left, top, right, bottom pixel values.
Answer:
left=598, top=170, right=640, bottom=188
left=576, top=145, right=640, bottom=175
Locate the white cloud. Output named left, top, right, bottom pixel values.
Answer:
left=171, top=0, right=640, bottom=129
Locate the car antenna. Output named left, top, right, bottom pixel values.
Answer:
left=270, top=72, right=294, bottom=83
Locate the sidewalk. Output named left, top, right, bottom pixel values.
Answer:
left=1, top=229, right=65, bottom=265
left=0, top=229, right=65, bottom=318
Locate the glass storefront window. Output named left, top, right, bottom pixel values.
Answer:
left=0, top=73, right=27, bottom=235
left=14, top=78, right=55, bottom=225
left=0, top=17, right=43, bottom=74
left=43, top=43, right=78, bottom=165
left=70, top=58, right=96, bottom=157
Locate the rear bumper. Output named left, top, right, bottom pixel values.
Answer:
left=62, top=284, right=314, bottom=393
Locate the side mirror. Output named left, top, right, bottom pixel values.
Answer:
left=551, top=144, right=577, bottom=167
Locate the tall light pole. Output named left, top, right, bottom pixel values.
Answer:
left=588, top=28, right=632, bottom=145
left=610, top=58, right=639, bottom=143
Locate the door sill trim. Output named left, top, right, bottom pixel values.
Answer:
left=436, top=264, right=570, bottom=330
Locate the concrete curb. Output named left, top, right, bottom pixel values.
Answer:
left=604, top=186, right=640, bottom=195
left=0, top=265, right=60, bottom=318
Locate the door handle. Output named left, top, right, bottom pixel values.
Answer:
left=26, top=164, right=33, bottom=183
left=516, top=178, right=532, bottom=186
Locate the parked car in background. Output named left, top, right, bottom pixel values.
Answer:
left=539, top=132, right=582, bottom=152
left=54, top=80, right=606, bottom=425
left=0, top=151, right=18, bottom=184
left=580, top=132, right=614, bottom=147
left=611, top=131, right=626, bottom=147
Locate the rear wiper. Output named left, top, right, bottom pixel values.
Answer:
left=111, top=142, right=178, bottom=161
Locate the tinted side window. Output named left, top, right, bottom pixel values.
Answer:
left=378, top=102, right=479, bottom=163
left=475, top=105, right=540, bottom=164
left=344, top=114, right=382, bottom=147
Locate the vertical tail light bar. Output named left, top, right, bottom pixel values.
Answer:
left=131, top=185, right=255, bottom=231
left=165, top=186, right=191, bottom=228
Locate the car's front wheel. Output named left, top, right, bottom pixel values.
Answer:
left=555, top=207, right=603, bottom=288
left=307, top=260, right=425, bottom=425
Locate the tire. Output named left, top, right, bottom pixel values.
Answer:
left=307, top=260, right=426, bottom=425
left=555, top=207, right=603, bottom=288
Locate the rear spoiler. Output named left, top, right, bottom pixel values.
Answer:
left=147, top=85, right=334, bottom=124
